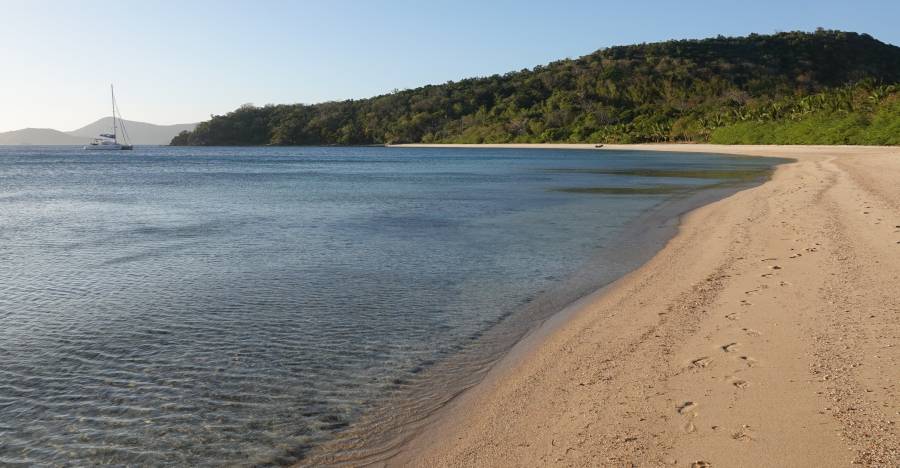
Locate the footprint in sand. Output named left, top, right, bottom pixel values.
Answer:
left=739, top=356, right=758, bottom=367
left=739, top=300, right=752, bottom=307
left=742, top=328, right=762, bottom=337
left=761, top=273, right=774, bottom=278
left=731, top=424, right=754, bottom=441
left=732, top=379, right=750, bottom=389
left=683, top=420, right=697, bottom=433
left=677, top=401, right=698, bottom=415
left=691, top=461, right=712, bottom=468
left=789, top=253, right=803, bottom=259
left=746, top=283, right=772, bottom=293
left=725, top=313, right=739, bottom=321
left=721, top=342, right=739, bottom=353
left=691, top=357, right=713, bottom=368
left=770, top=265, right=782, bottom=270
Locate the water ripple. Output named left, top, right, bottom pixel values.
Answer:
left=0, top=146, right=781, bottom=465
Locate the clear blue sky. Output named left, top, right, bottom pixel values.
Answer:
left=2, top=0, right=898, bottom=132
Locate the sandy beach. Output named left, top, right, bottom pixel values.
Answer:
left=386, top=144, right=900, bottom=467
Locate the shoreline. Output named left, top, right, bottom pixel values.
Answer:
left=296, top=146, right=781, bottom=466
left=384, top=144, right=900, bottom=466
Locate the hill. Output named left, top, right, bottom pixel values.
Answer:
left=0, top=128, right=88, bottom=145
left=0, top=119, right=197, bottom=146
left=68, top=118, right=197, bottom=145
left=171, top=30, right=900, bottom=146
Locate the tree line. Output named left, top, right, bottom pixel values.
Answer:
left=172, top=30, right=900, bottom=146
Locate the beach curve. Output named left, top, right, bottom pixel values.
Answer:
left=382, top=144, right=900, bottom=467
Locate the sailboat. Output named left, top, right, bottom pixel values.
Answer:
left=84, top=85, right=133, bottom=150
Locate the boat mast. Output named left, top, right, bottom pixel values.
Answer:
left=111, top=84, right=117, bottom=144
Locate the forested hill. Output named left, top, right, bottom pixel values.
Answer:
left=172, top=30, right=900, bottom=146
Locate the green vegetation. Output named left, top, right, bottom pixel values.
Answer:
left=710, top=91, right=900, bottom=144
left=171, top=30, right=900, bottom=146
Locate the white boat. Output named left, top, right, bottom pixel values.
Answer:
left=84, top=85, right=133, bottom=151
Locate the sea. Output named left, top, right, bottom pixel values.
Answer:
left=0, top=146, right=782, bottom=465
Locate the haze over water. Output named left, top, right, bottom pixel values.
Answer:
left=0, top=146, right=778, bottom=465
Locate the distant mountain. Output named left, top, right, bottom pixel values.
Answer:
left=0, top=118, right=197, bottom=146
left=0, top=128, right=88, bottom=145
left=172, top=29, right=900, bottom=146
left=68, top=118, right=197, bottom=145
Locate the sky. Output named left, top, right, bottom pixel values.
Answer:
left=1, top=0, right=898, bottom=132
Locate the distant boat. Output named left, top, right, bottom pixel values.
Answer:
left=84, top=85, right=133, bottom=150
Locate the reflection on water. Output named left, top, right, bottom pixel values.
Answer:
left=0, top=146, right=779, bottom=465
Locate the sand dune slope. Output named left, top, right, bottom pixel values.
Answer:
left=391, top=145, right=900, bottom=467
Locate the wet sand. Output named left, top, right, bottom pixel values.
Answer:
left=387, top=144, right=900, bottom=467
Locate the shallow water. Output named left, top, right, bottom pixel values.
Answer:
left=0, top=146, right=780, bottom=465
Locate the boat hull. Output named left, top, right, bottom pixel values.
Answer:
left=83, top=144, right=133, bottom=150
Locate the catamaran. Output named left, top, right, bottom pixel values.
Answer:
left=84, top=85, right=133, bottom=150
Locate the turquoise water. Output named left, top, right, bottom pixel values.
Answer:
left=0, top=146, right=780, bottom=465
